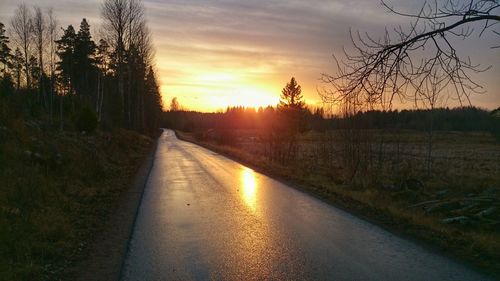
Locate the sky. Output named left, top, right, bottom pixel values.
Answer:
left=0, top=0, right=499, bottom=112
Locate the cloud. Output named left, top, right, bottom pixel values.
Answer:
left=1, top=0, right=498, bottom=111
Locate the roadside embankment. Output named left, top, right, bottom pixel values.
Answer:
left=0, top=119, right=156, bottom=281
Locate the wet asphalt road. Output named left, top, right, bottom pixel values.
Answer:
left=121, top=129, right=490, bottom=281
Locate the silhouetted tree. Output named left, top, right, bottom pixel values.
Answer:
left=47, top=8, right=58, bottom=122
left=0, top=23, right=10, bottom=75
left=74, top=18, right=97, bottom=104
left=56, top=25, right=77, bottom=96
left=170, top=97, right=180, bottom=111
left=32, top=6, right=46, bottom=106
left=321, top=0, right=499, bottom=109
left=95, top=39, right=111, bottom=121
left=143, top=66, right=162, bottom=134
left=10, top=3, right=33, bottom=89
left=11, top=48, right=22, bottom=91
left=275, top=77, right=307, bottom=163
left=279, top=77, right=305, bottom=110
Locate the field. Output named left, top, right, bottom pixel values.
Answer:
left=177, top=129, right=500, bottom=276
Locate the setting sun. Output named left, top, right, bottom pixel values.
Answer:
left=211, top=87, right=279, bottom=109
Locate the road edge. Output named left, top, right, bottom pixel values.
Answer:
left=73, top=134, right=159, bottom=281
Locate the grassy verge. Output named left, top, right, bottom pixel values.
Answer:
left=175, top=130, right=500, bottom=278
left=0, top=119, right=153, bottom=281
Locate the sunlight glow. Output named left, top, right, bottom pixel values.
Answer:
left=240, top=167, right=257, bottom=212
left=211, top=87, right=280, bottom=109
left=198, top=72, right=237, bottom=82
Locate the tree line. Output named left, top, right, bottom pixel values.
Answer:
left=0, top=0, right=163, bottom=135
left=164, top=101, right=498, bottom=136
left=163, top=76, right=498, bottom=167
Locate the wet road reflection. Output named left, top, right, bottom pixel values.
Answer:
left=121, top=129, right=491, bottom=281
left=240, top=167, right=257, bottom=212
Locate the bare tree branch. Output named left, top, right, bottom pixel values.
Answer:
left=320, top=0, right=499, bottom=111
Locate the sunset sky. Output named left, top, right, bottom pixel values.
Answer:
left=1, top=0, right=499, bottom=112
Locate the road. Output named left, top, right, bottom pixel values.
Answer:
left=121, top=129, right=490, bottom=281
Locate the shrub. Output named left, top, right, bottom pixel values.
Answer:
left=75, top=106, right=98, bottom=133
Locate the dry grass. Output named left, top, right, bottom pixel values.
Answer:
left=0, top=119, right=152, bottom=281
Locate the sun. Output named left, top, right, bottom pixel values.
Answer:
left=214, top=87, right=279, bottom=109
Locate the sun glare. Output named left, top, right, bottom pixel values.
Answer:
left=159, top=69, right=281, bottom=111
left=210, top=88, right=279, bottom=109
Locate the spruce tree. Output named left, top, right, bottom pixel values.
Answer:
left=56, top=25, right=77, bottom=94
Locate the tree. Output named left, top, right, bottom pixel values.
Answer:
left=143, top=66, right=163, bottom=134
left=274, top=77, right=307, bottom=164
left=321, top=0, right=500, bottom=109
left=11, top=48, right=23, bottom=90
left=170, top=97, right=180, bottom=111
left=10, top=3, right=33, bottom=89
left=56, top=25, right=77, bottom=95
left=47, top=8, right=58, bottom=122
left=32, top=6, right=46, bottom=105
left=0, top=22, right=11, bottom=75
left=279, top=77, right=305, bottom=110
left=74, top=18, right=97, bottom=103
left=95, top=39, right=111, bottom=121
left=101, top=0, right=138, bottom=127
left=320, top=0, right=499, bottom=182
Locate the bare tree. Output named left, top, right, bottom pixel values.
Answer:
left=102, top=0, right=128, bottom=124
left=126, top=0, right=145, bottom=126
left=419, top=68, right=447, bottom=176
left=95, top=39, right=111, bottom=121
left=10, top=3, right=33, bottom=89
left=320, top=0, right=499, bottom=182
left=32, top=6, right=46, bottom=106
left=320, top=0, right=499, bottom=109
left=47, top=8, right=58, bottom=122
left=102, top=0, right=154, bottom=130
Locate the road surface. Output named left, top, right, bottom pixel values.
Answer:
left=121, top=129, right=490, bottom=281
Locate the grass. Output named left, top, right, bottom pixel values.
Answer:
left=176, top=129, right=500, bottom=278
left=0, top=118, right=153, bottom=281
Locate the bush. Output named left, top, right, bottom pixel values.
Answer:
left=75, top=107, right=98, bottom=133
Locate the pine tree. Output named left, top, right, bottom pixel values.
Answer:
left=276, top=77, right=307, bottom=164
left=279, top=77, right=305, bottom=110
left=74, top=18, right=97, bottom=102
left=56, top=25, right=77, bottom=94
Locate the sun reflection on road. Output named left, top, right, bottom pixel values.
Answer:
left=241, top=167, right=257, bottom=212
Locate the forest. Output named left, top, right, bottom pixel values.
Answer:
left=0, top=1, right=162, bottom=280
left=0, top=2, right=163, bottom=135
